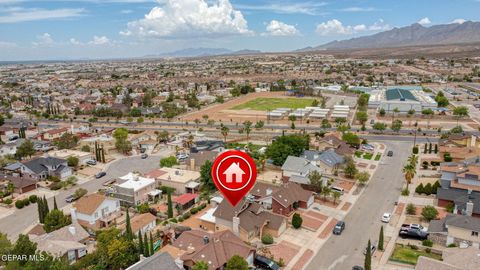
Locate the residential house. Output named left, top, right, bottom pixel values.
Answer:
left=0, top=139, right=24, bottom=157
left=436, top=157, right=480, bottom=216
left=415, top=246, right=480, bottom=270
left=21, top=156, right=72, bottom=180
left=185, top=151, right=218, bottom=171
left=213, top=199, right=287, bottom=241
left=190, top=140, right=225, bottom=153
left=0, top=173, right=37, bottom=194
left=439, top=134, right=480, bottom=161
left=312, top=133, right=355, bottom=156
left=174, top=193, right=199, bottom=210
left=112, top=173, right=157, bottom=206
left=78, top=134, right=116, bottom=155
left=29, top=223, right=89, bottom=263
left=120, top=212, right=157, bottom=235
left=127, top=252, right=181, bottom=270
left=271, top=182, right=314, bottom=216
left=42, top=127, right=69, bottom=141
left=302, top=149, right=345, bottom=174
left=281, top=155, right=321, bottom=185
left=429, top=214, right=480, bottom=248
left=71, top=193, right=121, bottom=229
left=49, top=149, right=94, bottom=165
left=145, top=168, right=200, bottom=195
left=129, top=131, right=157, bottom=151
left=172, top=230, right=255, bottom=270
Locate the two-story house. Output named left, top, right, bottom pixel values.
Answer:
left=429, top=214, right=480, bottom=248
left=112, top=172, right=157, bottom=206
left=71, top=193, right=121, bottom=229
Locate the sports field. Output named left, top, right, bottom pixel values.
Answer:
left=231, top=97, right=315, bottom=111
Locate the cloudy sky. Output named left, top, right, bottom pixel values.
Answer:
left=0, top=0, right=478, bottom=61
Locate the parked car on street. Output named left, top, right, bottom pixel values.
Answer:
left=352, top=266, right=364, bottom=270
left=103, top=179, right=117, bottom=186
left=254, top=255, right=280, bottom=270
left=141, top=153, right=148, bottom=159
left=176, top=153, right=189, bottom=160
left=86, top=159, right=97, bottom=166
left=363, top=243, right=377, bottom=255
left=65, top=195, right=76, bottom=203
left=95, top=172, right=107, bottom=179
left=333, top=221, right=346, bottom=235
left=381, top=213, right=392, bottom=223
left=387, top=150, right=393, bottom=157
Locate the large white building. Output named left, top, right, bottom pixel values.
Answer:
left=368, top=86, right=436, bottom=113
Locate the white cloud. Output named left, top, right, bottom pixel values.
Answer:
left=418, top=17, right=431, bottom=25
left=340, top=7, right=376, bottom=12
left=263, top=20, right=299, bottom=36
left=0, top=7, right=85, bottom=23
left=32, top=33, right=54, bottom=46
left=236, top=2, right=328, bottom=16
left=69, top=38, right=81, bottom=45
left=316, top=19, right=390, bottom=36
left=451, top=18, right=467, bottom=24
left=122, top=0, right=251, bottom=39
left=89, top=36, right=110, bottom=45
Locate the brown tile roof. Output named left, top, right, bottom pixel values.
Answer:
left=144, top=169, right=168, bottom=179
left=73, top=193, right=107, bottom=215
left=0, top=174, right=37, bottom=189
left=173, top=230, right=254, bottom=270
left=250, top=182, right=279, bottom=198
left=130, top=213, right=157, bottom=234
left=272, top=182, right=313, bottom=208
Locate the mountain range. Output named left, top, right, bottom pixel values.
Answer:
left=302, top=21, right=480, bottom=51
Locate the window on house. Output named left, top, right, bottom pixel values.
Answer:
left=472, top=231, right=479, bottom=236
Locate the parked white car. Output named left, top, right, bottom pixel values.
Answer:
left=381, top=213, right=392, bottom=223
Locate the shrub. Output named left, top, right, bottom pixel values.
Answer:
left=412, top=146, right=419, bottom=154
left=190, top=208, right=198, bottom=215
left=408, top=244, right=418, bottom=250
left=162, top=220, right=169, bottom=226
left=29, top=195, right=38, bottom=203
left=182, top=212, right=191, bottom=220
left=422, top=205, right=439, bottom=221
left=292, top=213, right=303, bottom=229
left=406, top=203, right=416, bottom=215
left=422, top=161, right=429, bottom=169
left=415, top=183, right=424, bottom=194
left=422, top=239, right=433, bottom=247
left=401, top=188, right=410, bottom=196
left=432, top=181, right=441, bottom=194
left=424, top=183, right=433, bottom=195
left=277, top=258, right=285, bottom=267
left=261, top=234, right=274, bottom=245
left=15, top=200, right=24, bottom=209
left=178, top=217, right=184, bottom=222
left=23, top=199, right=30, bottom=206
left=3, top=198, right=12, bottom=205
left=425, top=248, right=431, bottom=253
left=170, top=218, right=177, bottom=223
left=448, top=243, right=457, bottom=248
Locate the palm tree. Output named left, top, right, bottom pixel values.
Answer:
left=321, top=186, right=331, bottom=201
left=220, top=124, right=229, bottom=143
left=408, top=154, right=419, bottom=169
left=402, top=163, right=415, bottom=190
left=243, top=121, right=252, bottom=142
left=183, top=134, right=194, bottom=149
left=392, top=107, right=399, bottom=122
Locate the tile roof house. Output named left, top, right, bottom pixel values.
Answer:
left=213, top=199, right=287, bottom=241
left=121, top=213, right=157, bottom=235
left=29, top=222, right=89, bottom=263
left=20, top=156, right=72, bottom=180
left=127, top=252, right=181, bottom=270
left=312, top=133, right=355, bottom=156
left=71, top=193, right=121, bottom=229
left=0, top=173, right=38, bottom=194
left=428, top=213, right=480, bottom=247
left=185, top=151, right=218, bottom=171
left=271, top=182, right=314, bottom=216
left=281, top=155, right=322, bottom=185
left=172, top=230, right=255, bottom=270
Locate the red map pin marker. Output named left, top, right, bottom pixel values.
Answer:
left=211, top=150, right=257, bottom=207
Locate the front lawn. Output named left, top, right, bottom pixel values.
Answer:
left=374, top=153, right=382, bottom=161
left=390, top=244, right=442, bottom=265
left=363, top=153, right=373, bottom=160
left=231, top=97, right=315, bottom=111
left=355, top=151, right=363, bottom=158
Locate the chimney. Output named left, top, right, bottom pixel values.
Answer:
left=466, top=201, right=474, bottom=216
left=471, top=135, right=476, bottom=148
left=266, top=188, right=272, bottom=196
left=70, top=208, right=77, bottom=223
left=190, top=158, right=195, bottom=171
left=203, top=235, right=209, bottom=245
left=232, top=216, right=240, bottom=236
left=68, top=226, right=76, bottom=235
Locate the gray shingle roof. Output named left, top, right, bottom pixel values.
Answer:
left=127, top=252, right=180, bottom=270
left=22, top=157, right=67, bottom=174
left=318, top=149, right=345, bottom=167
left=281, top=156, right=319, bottom=174
left=437, top=188, right=480, bottom=214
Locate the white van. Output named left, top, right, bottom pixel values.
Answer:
left=331, top=186, right=344, bottom=195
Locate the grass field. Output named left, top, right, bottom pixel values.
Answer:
left=390, top=244, right=442, bottom=265
left=231, top=97, right=316, bottom=111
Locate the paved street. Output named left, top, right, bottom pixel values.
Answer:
left=0, top=153, right=168, bottom=240
left=305, top=141, right=411, bottom=270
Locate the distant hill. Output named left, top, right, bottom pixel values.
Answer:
left=302, top=21, right=480, bottom=51
left=145, top=47, right=263, bottom=59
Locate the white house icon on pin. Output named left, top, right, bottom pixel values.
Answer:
left=223, top=162, right=245, bottom=183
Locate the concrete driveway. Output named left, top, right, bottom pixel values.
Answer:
left=305, top=141, right=412, bottom=270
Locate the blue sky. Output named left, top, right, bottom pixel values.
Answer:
left=0, top=0, right=478, bottom=61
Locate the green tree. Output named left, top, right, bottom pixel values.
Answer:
left=321, top=186, right=331, bottom=201
left=43, top=209, right=71, bottom=233
left=224, top=255, right=249, bottom=270
left=379, top=226, right=384, bottom=251
left=192, top=261, right=209, bottom=270
left=402, top=163, right=415, bottom=190
left=379, top=108, right=386, bottom=117
left=107, top=238, right=139, bottom=269
left=143, top=233, right=150, bottom=257
left=160, top=156, right=178, bottom=168
left=332, top=191, right=341, bottom=205
left=344, top=157, right=358, bottom=178
left=255, top=120, right=265, bottom=129
left=156, top=130, right=169, bottom=143
left=421, top=205, right=438, bottom=221
left=391, top=119, right=403, bottom=133
left=53, top=196, right=58, bottom=210
left=11, top=234, right=36, bottom=266
left=406, top=203, right=416, bottom=215
left=342, top=132, right=361, bottom=146
left=266, top=135, right=309, bottom=166
left=356, top=111, right=368, bottom=125
left=137, top=231, right=144, bottom=254
left=372, top=122, right=386, bottom=132
left=356, top=171, right=370, bottom=186
left=220, top=124, right=229, bottom=143
left=292, top=213, right=303, bottom=229
left=453, top=106, right=469, bottom=125
left=66, top=156, right=79, bottom=167
left=200, top=160, right=215, bottom=192
left=16, top=140, right=35, bottom=159
left=243, top=121, right=252, bottom=142
left=125, top=209, right=133, bottom=241
left=54, top=133, right=79, bottom=149
left=308, top=170, right=323, bottom=193
left=167, top=192, right=173, bottom=219
left=364, top=240, right=372, bottom=270
left=149, top=232, right=154, bottom=255
left=81, top=145, right=91, bottom=152
left=0, top=232, right=12, bottom=263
